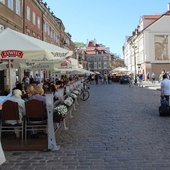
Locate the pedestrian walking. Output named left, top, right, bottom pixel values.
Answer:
left=138, top=74, right=143, bottom=87
left=95, top=74, right=99, bottom=85
left=147, top=72, right=150, bottom=82
left=129, top=74, right=134, bottom=87
left=103, top=73, right=108, bottom=84
left=160, top=73, right=170, bottom=105
left=151, top=72, right=156, bottom=83
left=108, top=74, right=112, bottom=84
left=99, top=74, right=103, bottom=84
left=35, top=73, right=40, bottom=84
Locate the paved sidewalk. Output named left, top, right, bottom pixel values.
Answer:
left=1, top=82, right=170, bottom=170
left=141, top=81, right=161, bottom=91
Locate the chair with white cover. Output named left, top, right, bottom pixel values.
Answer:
left=0, top=100, right=24, bottom=145
left=25, top=99, right=47, bottom=144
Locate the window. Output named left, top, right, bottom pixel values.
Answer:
left=15, top=0, right=20, bottom=15
left=8, top=0, right=13, bottom=10
left=104, top=56, right=107, bottom=61
left=32, top=12, right=36, bottom=25
left=26, top=28, right=31, bottom=35
left=0, top=24, right=4, bottom=32
left=55, top=33, right=59, bottom=43
left=32, top=32, right=36, bottom=37
left=37, top=17, right=40, bottom=29
left=48, top=26, right=50, bottom=35
left=44, top=22, right=49, bottom=33
left=27, top=6, right=30, bottom=21
left=53, top=31, right=55, bottom=39
left=44, top=22, right=47, bottom=32
left=51, top=29, right=53, bottom=38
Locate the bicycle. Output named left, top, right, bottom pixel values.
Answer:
left=80, top=80, right=90, bottom=101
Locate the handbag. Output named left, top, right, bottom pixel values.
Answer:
left=160, top=97, right=169, bottom=107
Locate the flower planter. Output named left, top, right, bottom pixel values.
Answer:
left=53, top=114, right=63, bottom=123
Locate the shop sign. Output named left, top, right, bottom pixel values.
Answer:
left=1, top=50, right=23, bottom=58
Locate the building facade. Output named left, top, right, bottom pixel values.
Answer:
left=123, top=5, right=170, bottom=81
left=0, top=0, right=23, bottom=32
left=0, top=0, right=75, bottom=94
left=24, top=0, right=43, bottom=39
left=85, top=39, right=112, bottom=75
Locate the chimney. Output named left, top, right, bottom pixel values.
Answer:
left=168, top=3, right=170, bottom=11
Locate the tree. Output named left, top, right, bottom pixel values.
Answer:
left=74, top=42, right=86, bottom=49
left=111, top=53, right=125, bottom=67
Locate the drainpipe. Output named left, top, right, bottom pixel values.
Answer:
left=23, top=0, right=25, bottom=33
left=42, top=11, right=44, bottom=40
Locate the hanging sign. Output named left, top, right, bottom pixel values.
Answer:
left=1, top=50, right=23, bottom=58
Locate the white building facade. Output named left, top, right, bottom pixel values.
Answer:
left=123, top=8, right=170, bottom=81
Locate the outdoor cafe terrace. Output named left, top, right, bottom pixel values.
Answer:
left=0, top=78, right=87, bottom=151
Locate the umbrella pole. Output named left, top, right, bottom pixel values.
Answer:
left=9, top=59, right=12, bottom=94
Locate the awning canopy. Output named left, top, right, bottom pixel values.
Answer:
left=0, top=28, right=73, bottom=65
left=110, top=67, right=130, bottom=75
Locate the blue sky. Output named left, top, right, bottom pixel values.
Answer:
left=46, top=0, right=170, bottom=58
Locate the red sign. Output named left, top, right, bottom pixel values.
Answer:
left=1, top=50, right=23, bottom=58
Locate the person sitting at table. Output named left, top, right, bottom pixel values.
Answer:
left=3, top=85, right=10, bottom=96
left=28, top=86, right=47, bottom=137
left=28, top=86, right=46, bottom=105
left=4, top=89, right=26, bottom=139
left=49, top=83, right=59, bottom=102
left=26, top=84, right=35, bottom=98
left=42, top=81, right=49, bottom=93
left=13, top=83, right=28, bottom=101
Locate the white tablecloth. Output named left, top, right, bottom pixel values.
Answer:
left=0, top=141, right=6, bottom=165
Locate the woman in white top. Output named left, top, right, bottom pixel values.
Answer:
left=4, top=89, right=26, bottom=138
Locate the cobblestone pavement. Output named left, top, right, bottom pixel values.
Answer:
left=1, top=83, right=170, bottom=170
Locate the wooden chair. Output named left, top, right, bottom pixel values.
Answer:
left=0, top=100, right=24, bottom=145
left=25, top=99, right=47, bottom=144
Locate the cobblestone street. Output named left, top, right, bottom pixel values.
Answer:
left=2, top=82, right=170, bottom=170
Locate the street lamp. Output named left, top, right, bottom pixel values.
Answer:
left=131, top=44, right=137, bottom=83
